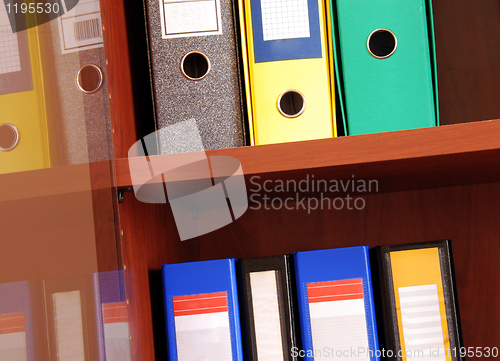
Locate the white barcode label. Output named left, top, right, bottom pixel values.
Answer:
left=58, top=0, right=104, bottom=54
left=159, top=0, right=222, bottom=39
left=74, top=18, right=102, bottom=41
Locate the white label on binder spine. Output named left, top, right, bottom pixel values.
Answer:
left=173, top=292, right=232, bottom=361
left=261, top=0, right=310, bottom=41
left=249, top=271, right=284, bottom=361
left=0, top=312, right=27, bottom=361
left=0, top=6, right=21, bottom=74
left=307, top=279, right=370, bottom=361
left=102, top=302, right=131, bottom=361
left=398, top=284, right=446, bottom=361
left=160, top=0, right=222, bottom=39
left=53, top=291, right=85, bottom=361
left=58, top=0, right=104, bottom=54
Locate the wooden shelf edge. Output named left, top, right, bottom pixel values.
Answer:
left=2, top=119, right=498, bottom=204
left=115, top=119, right=500, bottom=192
left=0, top=161, right=116, bottom=203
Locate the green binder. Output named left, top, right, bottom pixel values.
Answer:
left=331, top=0, right=439, bottom=135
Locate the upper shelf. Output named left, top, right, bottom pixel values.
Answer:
left=116, top=118, right=500, bottom=195
left=2, top=119, right=499, bottom=204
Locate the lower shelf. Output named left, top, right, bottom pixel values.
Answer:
left=118, top=179, right=500, bottom=360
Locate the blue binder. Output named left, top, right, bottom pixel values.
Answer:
left=0, top=281, right=46, bottom=361
left=162, top=259, right=243, bottom=361
left=294, top=246, right=380, bottom=361
left=94, top=271, right=131, bottom=361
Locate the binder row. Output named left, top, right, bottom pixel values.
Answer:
left=143, top=0, right=439, bottom=151
left=162, top=241, right=463, bottom=361
left=0, top=0, right=111, bottom=175
left=0, top=0, right=439, bottom=170
left=0, top=270, right=131, bottom=361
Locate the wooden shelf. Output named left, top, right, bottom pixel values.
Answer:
left=118, top=154, right=500, bottom=361
left=0, top=161, right=115, bottom=203
left=117, top=119, right=500, bottom=194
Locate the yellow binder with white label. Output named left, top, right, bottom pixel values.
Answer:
left=239, top=0, right=336, bottom=145
left=376, top=241, right=463, bottom=361
left=0, top=9, right=50, bottom=174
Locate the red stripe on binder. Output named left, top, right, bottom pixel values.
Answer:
left=173, top=292, right=228, bottom=317
left=0, top=312, right=26, bottom=334
left=307, top=279, right=363, bottom=303
left=103, top=302, right=128, bottom=324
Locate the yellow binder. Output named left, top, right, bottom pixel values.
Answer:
left=0, top=11, right=50, bottom=174
left=391, top=248, right=452, bottom=361
left=376, top=241, right=463, bottom=361
left=239, top=0, right=336, bottom=145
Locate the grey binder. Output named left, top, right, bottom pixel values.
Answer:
left=143, top=0, right=246, bottom=153
left=40, top=0, right=113, bottom=165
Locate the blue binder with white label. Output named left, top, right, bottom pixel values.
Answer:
left=162, top=259, right=243, bottom=361
left=294, top=246, right=380, bottom=361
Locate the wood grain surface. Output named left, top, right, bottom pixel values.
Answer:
left=117, top=120, right=500, bottom=200
left=433, top=1, right=500, bottom=125
left=100, top=0, right=138, bottom=159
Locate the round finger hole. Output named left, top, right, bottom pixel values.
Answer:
left=367, top=29, right=397, bottom=59
left=277, top=90, right=306, bottom=118
left=181, top=52, right=210, bottom=80
left=76, top=64, right=103, bottom=93
left=0, top=124, right=19, bottom=151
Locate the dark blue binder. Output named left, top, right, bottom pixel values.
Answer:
left=94, top=270, right=131, bottom=361
left=294, top=246, right=380, bottom=361
left=162, top=259, right=243, bottom=361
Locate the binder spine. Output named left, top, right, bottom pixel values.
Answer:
left=94, top=270, right=131, bottom=361
left=294, top=246, right=380, bottom=361
left=238, top=255, right=301, bottom=361
left=43, top=276, right=100, bottom=361
left=144, top=0, right=246, bottom=151
left=162, top=258, right=244, bottom=361
left=0, top=281, right=34, bottom=361
left=374, top=240, right=464, bottom=361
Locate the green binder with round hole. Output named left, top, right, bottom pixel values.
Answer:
left=331, top=0, right=439, bottom=135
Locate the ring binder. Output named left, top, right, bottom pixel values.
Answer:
left=331, top=0, right=439, bottom=135
left=162, top=259, right=244, bottom=361
left=238, top=255, right=301, bottom=361
left=238, top=0, right=336, bottom=145
left=294, top=246, right=380, bottom=361
left=144, top=0, right=246, bottom=152
left=372, top=240, right=464, bottom=361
